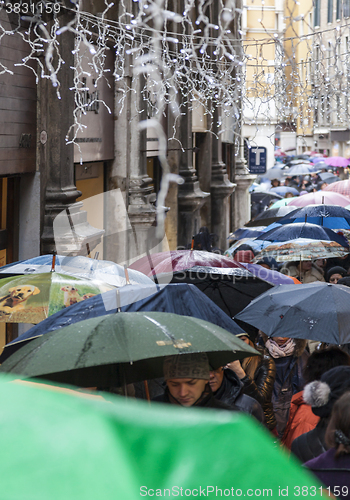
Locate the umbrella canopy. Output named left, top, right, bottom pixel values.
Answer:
left=324, top=179, right=350, bottom=197
left=259, top=166, right=287, bottom=180
left=277, top=204, right=350, bottom=230
left=228, top=226, right=266, bottom=242
left=239, top=262, right=301, bottom=285
left=253, top=238, right=349, bottom=263
left=288, top=191, right=350, bottom=207
left=167, top=266, right=274, bottom=318
left=270, top=186, right=300, bottom=197
left=324, top=156, right=350, bottom=167
left=0, top=255, right=153, bottom=287
left=0, top=374, right=323, bottom=500
left=0, top=272, right=114, bottom=324
left=256, top=222, right=350, bottom=248
left=0, top=312, right=259, bottom=387
left=0, top=283, right=244, bottom=363
left=245, top=205, right=298, bottom=227
left=318, top=172, right=340, bottom=185
left=269, top=197, right=298, bottom=209
left=284, top=164, right=319, bottom=176
left=235, top=282, right=350, bottom=344
left=129, top=250, right=242, bottom=277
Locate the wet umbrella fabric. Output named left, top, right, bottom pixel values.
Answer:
left=167, top=267, right=273, bottom=318
left=0, top=272, right=114, bottom=324
left=269, top=197, right=298, bottom=209
left=239, top=263, right=300, bottom=285
left=235, top=282, right=350, bottom=344
left=229, top=226, right=266, bottom=241
left=253, top=238, right=349, bottom=263
left=318, top=172, right=340, bottom=185
left=324, top=156, right=350, bottom=168
left=0, top=312, right=259, bottom=387
left=129, top=250, right=243, bottom=277
left=288, top=191, right=350, bottom=207
left=257, top=222, right=350, bottom=248
left=324, top=179, right=350, bottom=197
left=284, top=164, right=319, bottom=176
left=277, top=204, right=350, bottom=230
left=245, top=205, right=298, bottom=227
left=0, top=254, right=153, bottom=287
left=0, top=374, right=323, bottom=500
left=0, top=283, right=244, bottom=363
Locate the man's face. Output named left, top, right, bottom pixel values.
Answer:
left=166, top=378, right=207, bottom=406
left=209, top=367, right=225, bottom=393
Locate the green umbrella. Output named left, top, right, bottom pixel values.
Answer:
left=0, top=312, right=259, bottom=387
left=0, top=374, right=323, bottom=499
left=0, top=272, right=114, bottom=324
left=269, top=196, right=298, bottom=209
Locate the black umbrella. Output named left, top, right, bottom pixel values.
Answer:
left=235, top=282, right=350, bottom=344
left=245, top=205, right=298, bottom=227
left=165, top=266, right=273, bottom=318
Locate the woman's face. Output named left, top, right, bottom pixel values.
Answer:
left=273, top=337, right=289, bottom=346
left=239, top=335, right=250, bottom=345
left=329, top=273, right=343, bottom=284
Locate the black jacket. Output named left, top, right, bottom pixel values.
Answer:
left=240, top=352, right=276, bottom=430
left=152, top=385, right=235, bottom=411
left=213, top=369, right=265, bottom=424
left=291, top=418, right=329, bottom=463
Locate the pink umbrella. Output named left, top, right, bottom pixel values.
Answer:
left=129, top=250, right=243, bottom=277
left=324, top=156, right=350, bottom=167
left=324, top=180, right=350, bottom=197
left=288, top=191, right=350, bottom=207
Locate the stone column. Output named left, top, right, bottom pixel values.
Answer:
left=177, top=102, right=210, bottom=247
left=231, top=0, right=255, bottom=230
left=210, top=106, right=236, bottom=251
left=233, top=152, right=256, bottom=229
left=40, top=6, right=103, bottom=255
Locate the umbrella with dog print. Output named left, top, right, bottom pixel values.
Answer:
left=0, top=273, right=115, bottom=324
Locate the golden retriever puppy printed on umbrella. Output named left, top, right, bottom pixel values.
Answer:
left=0, top=273, right=114, bottom=324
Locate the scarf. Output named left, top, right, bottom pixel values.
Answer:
left=265, top=338, right=295, bottom=358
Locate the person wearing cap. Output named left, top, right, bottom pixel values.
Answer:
left=291, top=365, right=350, bottom=463
left=304, top=392, right=350, bottom=498
left=281, top=347, right=350, bottom=450
left=325, top=266, right=347, bottom=284
left=152, top=353, right=234, bottom=410
left=227, top=332, right=276, bottom=432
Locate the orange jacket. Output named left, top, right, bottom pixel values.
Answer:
left=281, top=391, right=320, bottom=449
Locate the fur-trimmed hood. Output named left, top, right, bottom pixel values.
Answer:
left=260, top=332, right=307, bottom=358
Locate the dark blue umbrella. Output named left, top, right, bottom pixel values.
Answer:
left=235, top=282, right=350, bottom=344
left=257, top=222, right=350, bottom=248
left=270, top=186, right=300, bottom=197
left=277, top=204, right=350, bottom=230
left=229, top=226, right=266, bottom=241
left=0, top=283, right=244, bottom=363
